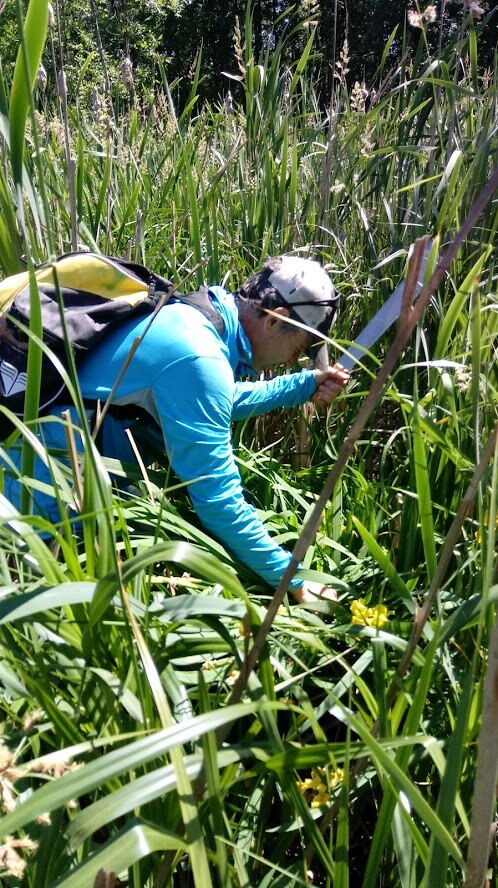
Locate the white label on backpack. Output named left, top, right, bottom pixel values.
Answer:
left=0, top=360, right=27, bottom=396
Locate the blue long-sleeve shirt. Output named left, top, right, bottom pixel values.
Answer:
left=2, top=287, right=318, bottom=588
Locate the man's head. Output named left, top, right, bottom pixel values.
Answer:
left=237, top=256, right=339, bottom=371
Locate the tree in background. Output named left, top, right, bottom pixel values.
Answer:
left=158, top=0, right=498, bottom=110
left=0, top=0, right=176, bottom=109
left=0, top=0, right=496, bottom=111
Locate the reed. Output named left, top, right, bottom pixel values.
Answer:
left=0, top=2, right=497, bottom=885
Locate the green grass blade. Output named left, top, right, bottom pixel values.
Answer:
left=89, top=541, right=247, bottom=627
left=434, top=249, right=491, bottom=360
left=339, top=696, right=464, bottom=867
left=424, top=666, right=475, bottom=886
left=0, top=581, right=96, bottom=623
left=0, top=702, right=282, bottom=837
left=66, top=748, right=245, bottom=850
left=351, top=516, right=415, bottom=613
left=20, top=267, right=43, bottom=513
left=334, top=728, right=350, bottom=888
left=52, top=818, right=187, bottom=888
left=8, top=0, right=48, bottom=190
left=120, top=588, right=214, bottom=888
left=411, top=404, right=437, bottom=582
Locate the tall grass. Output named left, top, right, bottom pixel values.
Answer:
left=0, top=2, right=497, bottom=886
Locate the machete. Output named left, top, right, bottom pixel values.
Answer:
left=313, top=241, right=432, bottom=371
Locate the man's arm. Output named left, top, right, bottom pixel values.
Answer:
left=151, top=352, right=305, bottom=590
left=232, top=364, right=349, bottom=420
left=232, top=369, right=316, bottom=420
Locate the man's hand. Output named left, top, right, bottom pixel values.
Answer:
left=290, top=580, right=338, bottom=605
left=312, top=362, right=350, bottom=407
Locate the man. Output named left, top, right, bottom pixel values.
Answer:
left=2, top=256, right=349, bottom=603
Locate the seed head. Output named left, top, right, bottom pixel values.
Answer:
left=232, top=16, right=245, bottom=75
left=226, top=668, right=240, bottom=687
left=334, top=39, right=350, bottom=82
left=350, top=80, right=368, bottom=113
left=463, top=0, right=485, bottom=16
left=56, top=70, right=67, bottom=101
left=90, top=87, right=101, bottom=115
left=0, top=836, right=38, bottom=880
left=23, top=708, right=43, bottom=734
left=31, top=754, right=78, bottom=778
left=37, top=63, right=47, bottom=94
left=121, top=56, right=133, bottom=90
left=408, top=5, right=438, bottom=27
left=0, top=742, right=22, bottom=814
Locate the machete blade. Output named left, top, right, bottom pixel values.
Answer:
left=313, top=240, right=433, bottom=371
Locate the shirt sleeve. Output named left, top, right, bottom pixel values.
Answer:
left=232, top=369, right=317, bottom=420
left=151, top=351, right=302, bottom=589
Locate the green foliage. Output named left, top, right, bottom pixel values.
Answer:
left=0, top=3, right=497, bottom=886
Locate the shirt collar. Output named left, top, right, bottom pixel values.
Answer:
left=234, top=322, right=255, bottom=378
left=208, top=287, right=255, bottom=377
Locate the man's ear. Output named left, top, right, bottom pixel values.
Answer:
left=263, top=305, right=289, bottom=330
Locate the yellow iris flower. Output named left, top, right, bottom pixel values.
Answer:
left=350, top=598, right=389, bottom=629
left=297, top=767, right=344, bottom=808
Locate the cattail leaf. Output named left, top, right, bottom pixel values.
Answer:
left=19, top=267, right=44, bottom=510
left=438, top=586, right=498, bottom=646
left=434, top=248, right=491, bottom=360
left=0, top=702, right=282, bottom=837
left=9, top=0, right=49, bottom=189
left=425, top=667, right=475, bottom=885
left=434, top=149, right=463, bottom=227
left=51, top=819, right=187, bottom=888
left=92, top=146, right=112, bottom=239
left=352, top=516, right=415, bottom=613
left=89, top=541, right=246, bottom=628
left=265, top=737, right=431, bottom=772
left=183, top=146, right=203, bottom=285
left=421, top=76, right=475, bottom=97
left=278, top=117, right=289, bottom=231
left=119, top=590, right=215, bottom=888
left=0, top=581, right=96, bottom=624
left=287, top=26, right=316, bottom=96
left=336, top=697, right=464, bottom=866
left=411, top=405, right=437, bottom=582
left=469, top=24, right=478, bottom=94
left=0, top=57, right=9, bottom=123
left=0, top=163, right=23, bottom=272
left=362, top=630, right=440, bottom=886
left=66, top=748, right=243, bottom=850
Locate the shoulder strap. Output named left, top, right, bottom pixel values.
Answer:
left=174, top=286, right=226, bottom=337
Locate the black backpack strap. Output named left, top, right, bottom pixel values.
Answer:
left=107, top=259, right=174, bottom=299
left=174, top=286, right=226, bottom=337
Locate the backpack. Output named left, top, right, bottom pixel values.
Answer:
left=0, top=252, right=225, bottom=439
